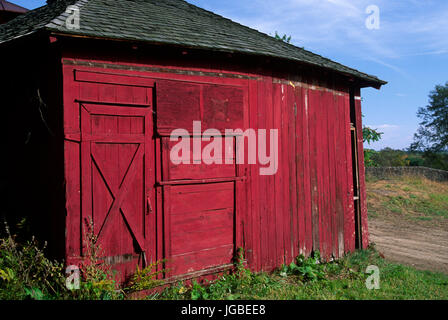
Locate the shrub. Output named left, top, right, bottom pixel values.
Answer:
left=279, top=251, right=327, bottom=281
left=0, top=221, right=66, bottom=300
left=160, top=248, right=280, bottom=300
left=0, top=218, right=125, bottom=300
left=126, top=260, right=165, bottom=292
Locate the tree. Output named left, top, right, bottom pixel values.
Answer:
left=411, top=82, right=448, bottom=152
left=274, top=31, right=291, bottom=43
left=370, top=148, right=409, bottom=167
left=363, top=122, right=383, bottom=167
left=363, top=125, right=382, bottom=144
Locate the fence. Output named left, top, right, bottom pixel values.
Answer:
left=366, top=166, right=448, bottom=182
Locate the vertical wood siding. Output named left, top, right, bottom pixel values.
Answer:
left=242, top=77, right=361, bottom=270
left=63, top=60, right=368, bottom=278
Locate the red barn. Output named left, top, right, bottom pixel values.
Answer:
left=0, top=0, right=386, bottom=282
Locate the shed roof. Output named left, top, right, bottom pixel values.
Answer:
left=0, top=0, right=28, bottom=13
left=0, top=0, right=386, bottom=88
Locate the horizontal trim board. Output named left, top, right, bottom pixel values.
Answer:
left=63, top=59, right=260, bottom=81
left=273, top=79, right=348, bottom=96
left=163, top=264, right=234, bottom=284
left=76, top=100, right=151, bottom=108
left=75, top=70, right=155, bottom=87
left=157, top=176, right=246, bottom=186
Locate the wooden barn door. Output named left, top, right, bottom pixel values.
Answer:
left=79, top=98, right=154, bottom=279
left=155, top=80, right=247, bottom=278
left=159, top=141, right=240, bottom=277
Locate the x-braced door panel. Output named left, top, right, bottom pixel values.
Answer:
left=80, top=103, right=154, bottom=278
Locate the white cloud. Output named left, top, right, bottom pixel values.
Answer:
left=364, top=124, right=417, bottom=150
left=367, top=124, right=399, bottom=130
left=217, top=0, right=448, bottom=74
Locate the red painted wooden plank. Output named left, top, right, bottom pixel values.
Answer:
left=315, top=88, right=323, bottom=256
left=265, top=78, right=276, bottom=270
left=326, top=90, right=334, bottom=258
left=282, top=84, right=289, bottom=263
left=248, top=79, right=260, bottom=271
left=163, top=185, right=173, bottom=278
left=354, top=89, right=370, bottom=249
left=294, top=86, right=305, bottom=256
left=144, top=87, right=156, bottom=264
left=309, top=87, right=320, bottom=253
left=343, top=92, right=356, bottom=253
left=155, top=137, right=164, bottom=278
left=326, top=89, right=335, bottom=259
left=273, top=82, right=284, bottom=266
left=65, top=59, right=251, bottom=87
left=241, top=80, right=254, bottom=270
left=328, top=91, right=339, bottom=258
left=321, top=89, right=331, bottom=260
left=82, top=104, right=150, bottom=116
left=282, top=83, right=291, bottom=264
left=287, top=85, right=298, bottom=261
left=75, top=69, right=155, bottom=87
left=63, top=64, right=82, bottom=264
left=336, top=92, right=346, bottom=256
left=328, top=90, right=338, bottom=259
left=167, top=163, right=236, bottom=181
left=235, top=178, right=245, bottom=255
left=169, top=245, right=234, bottom=276
left=280, top=84, right=291, bottom=264
left=257, top=78, right=269, bottom=270
left=316, top=88, right=325, bottom=257
left=302, top=86, right=313, bottom=256
left=80, top=105, right=93, bottom=257
left=319, top=89, right=328, bottom=259
left=169, top=184, right=234, bottom=214
left=235, top=84, right=249, bottom=258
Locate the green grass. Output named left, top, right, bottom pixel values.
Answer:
left=383, top=194, right=448, bottom=219
left=367, top=176, right=448, bottom=220
left=156, top=246, right=448, bottom=300
left=2, top=229, right=447, bottom=300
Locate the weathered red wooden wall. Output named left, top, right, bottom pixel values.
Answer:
left=244, top=77, right=361, bottom=271
left=62, top=52, right=368, bottom=280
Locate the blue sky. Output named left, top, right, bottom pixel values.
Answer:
left=15, top=0, right=448, bottom=150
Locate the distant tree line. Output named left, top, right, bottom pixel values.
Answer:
left=364, top=148, right=448, bottom=171
left=364, top=81, right=448, bottom=171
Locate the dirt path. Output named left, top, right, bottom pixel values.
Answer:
left=369, top=218, right=448, bottom=274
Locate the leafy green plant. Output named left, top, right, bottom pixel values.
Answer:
left=126, top=260, right=166, bottom=292
left=364, top=148, right=378, bottom=167
left=0, top=221, right=66, bottom=300
left=274, top=31, right=291, bottom=43
left=73, top=218, right=124, bottom=300
left=280, top=251, right=326, bottom=281
left=190, top=279, right=210, bottom=300
left=161, top=247, right=280, bottom=300
left=363, top=126, right=383, bottom=145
